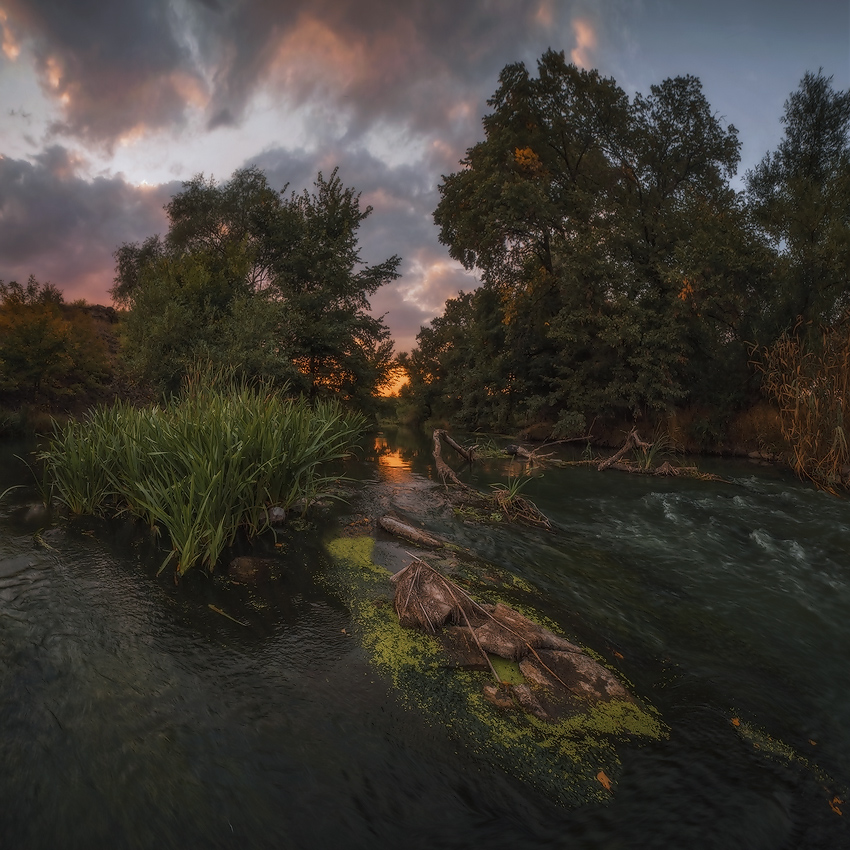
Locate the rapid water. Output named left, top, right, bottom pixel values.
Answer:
left=0, top=432, right=848, bottom=848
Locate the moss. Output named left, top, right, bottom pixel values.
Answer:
left=325, top=534, right=667, bottom=806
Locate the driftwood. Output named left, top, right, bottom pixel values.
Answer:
left=434, top=429, right=477, bottom=463
left=433, top=429, right=554, bottom=529
left=378, top=516, right=445, bottom=549
left=593, top=429, right=733, bottom=483
left=433, top=430, right=473, bottom=489
left=597, top=427, right=651, bottom=471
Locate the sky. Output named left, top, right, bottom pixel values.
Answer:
left=0, top=0, right=848, bottom=354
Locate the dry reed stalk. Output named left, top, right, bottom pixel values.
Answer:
left=758, top=323, right=850, bottom=493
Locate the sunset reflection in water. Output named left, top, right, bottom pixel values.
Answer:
left=374, top=435, right=412, bottom=483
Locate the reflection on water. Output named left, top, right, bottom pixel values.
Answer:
left=373, top=433, right=413, bottom=483
left=0, top=431, right=848, bottom=848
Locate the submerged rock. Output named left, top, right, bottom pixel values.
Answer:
left=228, top=556, right=278, bottom=584
left=325, top=534, right=666, bottom=805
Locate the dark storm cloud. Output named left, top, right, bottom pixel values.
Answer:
left=1, top=0, right=203, bottom=146
left=0, top=148, right=176, bottom=299
left=2, top=0, right=581, bottom=150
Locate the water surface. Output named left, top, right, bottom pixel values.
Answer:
left=1, top=432, right=848, bottom=848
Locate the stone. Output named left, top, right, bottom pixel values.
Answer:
left=439, top=626, right=490, bottom=670
left=228, top=556, right=278, bottom=584
left=267, top=506, right=287, bottom=525
left=482, top=683, right=516, bottom=711
left=472, top=603, right=584, bottom=660
left=519, top=649, right=631, bottom=703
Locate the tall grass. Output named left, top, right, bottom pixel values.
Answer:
left=40, top=378, right=366, bottom=575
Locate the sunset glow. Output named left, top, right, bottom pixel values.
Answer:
left=570, top=18, right=597, bottom=69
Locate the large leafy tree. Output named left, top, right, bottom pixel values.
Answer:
left=747, top=70, right=850, bottom=335
left=114, top=167, right=400, bottom=403
left=427, top=50, right=760, bottom=430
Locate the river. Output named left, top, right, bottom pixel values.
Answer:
left=0, top=429, right=847, bottom=849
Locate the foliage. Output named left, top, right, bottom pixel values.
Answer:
left=757, top=321, right=850, bottom=492
left=40, top=374, right=367, bottom=575
left=747, top=70, right=850, bottom=336
left=0, top=276, right=110, bottom=403
left=415, top=50, right=766, bottom=431
left=114, top=167, right=400, bottom=405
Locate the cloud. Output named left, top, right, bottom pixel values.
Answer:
left=0, top=0, right=586, bottom=155
left=570, top=18, right=597, bottom=69
left=0, top=147, right=175, bottom=301
left=0, top=0, right=205, bottom=147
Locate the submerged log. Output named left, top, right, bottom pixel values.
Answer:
left=432, top=430, right=471, bottom=488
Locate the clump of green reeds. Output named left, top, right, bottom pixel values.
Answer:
left=39, top=375, right=366, bottom=575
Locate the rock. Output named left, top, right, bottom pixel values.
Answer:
left=440, top=626, right=490, bottom=670
left=392, top=566, right=456, bottom=629
left=228, top=556, right=278, bottom=584
left=511, top=683, right=550, bottom=721
left=472, top=603, right=584, bottom=660
left=267, top=506, right=287, bottom=525
left=519, top=649, right=631, bottom=703
left=483, top=683, right=516, bottom=711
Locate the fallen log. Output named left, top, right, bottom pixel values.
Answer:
left=433, top=429, right=467, bottom=488
left=434, top=429, right=477, bottom=463
left=597, top=427, right=651, bottom=472
left=378, top=516, right=445, bottom=549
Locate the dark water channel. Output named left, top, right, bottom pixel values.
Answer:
left=1, top=430, right=848, bottom=849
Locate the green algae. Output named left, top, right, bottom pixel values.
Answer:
left=324, top=534, right=667, bottom=805
left=326, top=536, right=390, bottom=580
left=489, top=655, right=525, bottom=685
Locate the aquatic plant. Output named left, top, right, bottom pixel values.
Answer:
left=489, top=470, right=551, bottom=529
left=632, top=432, right=672, bottom=470
left=40, top=378, right=366, bottom=575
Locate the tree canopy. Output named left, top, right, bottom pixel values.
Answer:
left=746, top=69, right=850, bottom=335
left=114, top=167, right=400, bottom=404
left=420, top=50, right=764, bottom=433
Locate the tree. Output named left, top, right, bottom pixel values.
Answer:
left=747, top=70, right=850, bottom=335
left=427, top=50, right=755, bottom=430
left=0, top=276, right=109, bottom=402
left=114, top=167, right=400, bottom=403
